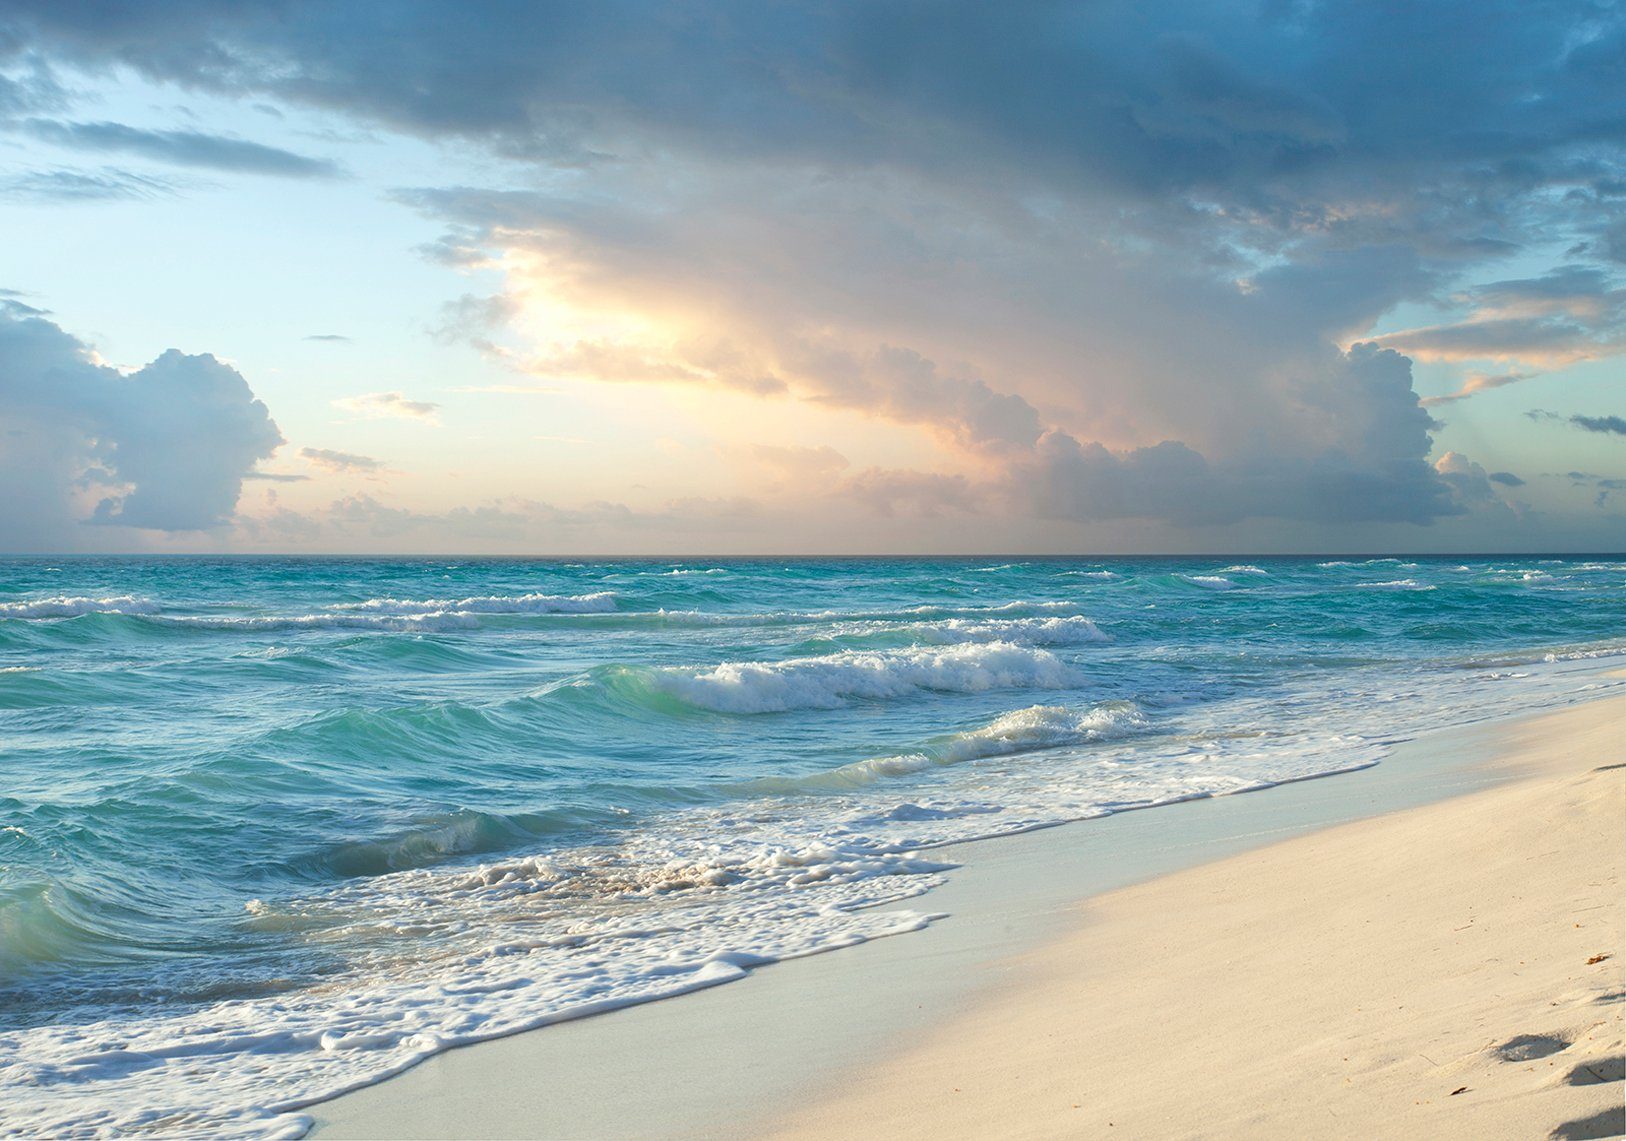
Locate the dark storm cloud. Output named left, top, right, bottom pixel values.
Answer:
left=18, top=118, right=340, bottom=177
left=4, top=2, right=1620, bottom=212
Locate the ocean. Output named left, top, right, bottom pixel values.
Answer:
left=2, top=555, right=1622, bottom=1136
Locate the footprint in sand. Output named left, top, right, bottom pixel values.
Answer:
left=1564, top=1056, right=1624, bottom=1086
left=1549, top=1104, right=1626, bottom=1140
left=1495, top=1033, right=1572, bottom=1063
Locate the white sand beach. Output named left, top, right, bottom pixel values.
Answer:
left=773, top=694, right=1625, bottom=1140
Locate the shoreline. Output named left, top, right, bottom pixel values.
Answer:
left=769, top=690, right=1625, bottom=1140
left=311, top=669, right=1623, bottom=1139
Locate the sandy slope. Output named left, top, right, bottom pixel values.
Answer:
left=772, top=696, right=1626, bottom=1140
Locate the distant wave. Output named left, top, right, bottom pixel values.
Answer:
left=649, top=641, right=1082, bottom=713
left=156, top=612, right=486, bottom=632
left=0, top=595, right=158, bottom=619
left=329, top=591, right=618, bottom=615
left=1484, top=568, right=1555, bottom=584
left=1177, top=574, right=1233, bottom=590
left=622, top=600, right=1087, bottom=630
left=1218, top=565, right=1269, bottom=575
left=1353, top=579, right=1436, bottom=591
left=894, top=615, right=1109, bottom=646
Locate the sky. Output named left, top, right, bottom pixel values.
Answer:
left=0, top=1, right=1622, bottom=555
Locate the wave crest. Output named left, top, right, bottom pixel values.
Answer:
left=794, top=702, right=1148, bottom=791
left=649, top=642, right=1082, bottom=713
left=329, top=591, right=618, bottom=615
left=0, top=595, right=158, bottom=619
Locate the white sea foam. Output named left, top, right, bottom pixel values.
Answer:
left=1218, top=565, right=1269, bottom=575
left=641, top=601, right=1085, bottom=630
left=1178, top=574, right=1233, bottom=590
left=1353, top=579, right=1436, bottom=591
left=1058, top=570, right=1122, bottom=580
left=820, top=702, right=1148, bottom=787
left=159, top=612, right=485, bottom=632
left=1542, top=644, right=1626, bottom=663
left=1486, top=568, right=1555, bottom=584
left=330, top=591, right=618, bottom=615
left=0, top=595, right=159, bottom=619
left=652, top=642, right=1082, bottom=713
left=1, top=834, right=945, bottom=1139
left=898, top=615, right=1110, bottom=646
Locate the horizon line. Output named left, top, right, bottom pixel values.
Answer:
left=3, top=551, right=1623, bottom=561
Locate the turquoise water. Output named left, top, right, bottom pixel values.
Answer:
left=2, top=555, right=1622, bottom=1136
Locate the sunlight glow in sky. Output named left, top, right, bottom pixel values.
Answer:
left=1, top=2, right=1623, bottom=553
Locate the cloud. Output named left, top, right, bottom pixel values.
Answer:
left=432, top=292, right=519, bottom=352
left=17, top=118, right=340, bottom=177
left=1431, top=451, right=1497, bottom=505
left=1488, top=471, right=1525, bottom=487
left=11, top=2, right=1619, bottom=210
left=1527, top=409, right=1626, bottom=437
left=1570, top=414, right=1626, bottom=436
left=0, top=165, right=177, bottom=203
left=0, top=303, right=282, bottom=547
left=332, top=391, right=440, bottom=423
left=840, top=468, right=979, bottom=518
left=6, top=1, right=1624, bottom=544
left=304, top=333, right=351, bottom=343
left=522, top=338, right=718, bottom=387
left=299, top=446, right=383, bottom=473
left=0, top=57, right=66, bottom=116
left=1418, top=371, right=1530, bottom=408
left=396, top=177, right=1464, bottom=525
left=1375, top=267, right=1625, bottom=367
left=1539, top=469, right=1626, bottom=510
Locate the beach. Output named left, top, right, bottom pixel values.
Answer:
left=771, top=692, right=1626, bottom=1141
left=312, top=684, right=1625, bottom=1140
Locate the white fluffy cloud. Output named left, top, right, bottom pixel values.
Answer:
left=0, top=301, right=281, bottom=546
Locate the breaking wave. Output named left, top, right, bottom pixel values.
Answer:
left=0, top=595, right=159, bottom=619
left=646, top=642, right=1082, bottom=713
